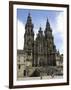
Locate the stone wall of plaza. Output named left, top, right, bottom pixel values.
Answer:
left=17, top=13, right=63, bottom=78
left=17, top=50, right=33, bottom=78
left=17, top=50, right=25, bottom=78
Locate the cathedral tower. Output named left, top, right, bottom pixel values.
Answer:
left=44, top=18, right=56, bottom=66
left=24, top=13, right=34, bottom=65
left=34, top=27, right=45, bottom=66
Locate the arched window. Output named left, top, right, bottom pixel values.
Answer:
left=23, top=70, right=26, bottom=76
left=18, top=64, right=20, bottom=69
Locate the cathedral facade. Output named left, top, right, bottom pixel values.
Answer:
left=17, top=13, right=63, bottom=78
left=24, top=13, right=56, bottom=67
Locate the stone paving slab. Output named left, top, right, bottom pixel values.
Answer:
left=17, top=76, right=63, bottom=80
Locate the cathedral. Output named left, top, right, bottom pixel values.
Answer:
left=17, top=13, right=63, bottom=78
left=24, top=13, right=56, bottom=67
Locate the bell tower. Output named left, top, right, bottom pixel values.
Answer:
left=44, top=18, right=56, bottom=66
left=24, top=13, right=34, bottom=64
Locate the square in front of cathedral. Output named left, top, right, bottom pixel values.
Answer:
left=17, top=9, right=64, bottom=81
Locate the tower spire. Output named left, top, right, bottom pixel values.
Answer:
left=25, top=13, right=34, bottom=30
left=46, top=18, right=51, bottom=30
left=26, top=12, right=32, bottom=24
left=44, top=18, right=52, bottom=38
left=36, top=27, right=43, bottom=39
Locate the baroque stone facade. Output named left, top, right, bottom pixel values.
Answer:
left=24, top=13, right=56, bottom=66
left=17, top=13, right=63, bottom=78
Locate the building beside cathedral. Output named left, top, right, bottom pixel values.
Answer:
left=17, top=13, right=63, bottom=79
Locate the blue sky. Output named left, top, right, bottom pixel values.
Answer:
left=17, top=9, right=64, bottom=54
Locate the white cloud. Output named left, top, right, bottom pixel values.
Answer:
left=52, top=12, right=64, bottom=54
left=17, top=20, right=25, bottom=49
left=53, top=12, right=64, bottom=37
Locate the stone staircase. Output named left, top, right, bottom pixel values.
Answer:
left=26, top=66, right=63, bottom=77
